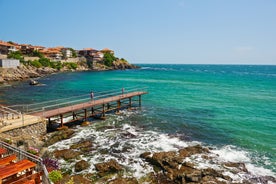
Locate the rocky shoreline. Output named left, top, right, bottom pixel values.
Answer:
left=19, top=128, right=274, bottom=184
left=0, top=60, right=139, bottom=84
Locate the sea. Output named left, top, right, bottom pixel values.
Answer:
left=0, top=64, right=275, bottom=182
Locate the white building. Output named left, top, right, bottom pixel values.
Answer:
left=0, top=59, right=20, bottom=68
left=62, top=48, right=73, bottom=58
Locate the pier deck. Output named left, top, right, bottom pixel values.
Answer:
left=31, top=91, right=147, bottom=118
left=0, top=87, right=147, bottom=130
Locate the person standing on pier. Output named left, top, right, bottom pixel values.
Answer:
left=122, top=87, right=124, bottom=96
left=90, top=91, right=94, bottom=101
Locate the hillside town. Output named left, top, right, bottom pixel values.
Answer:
left=0, top=40, right=137, bottom=83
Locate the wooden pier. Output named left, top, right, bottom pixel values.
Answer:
left=30, top=89, right=147, bottom=127
left=0, top=88, right=147, bottom=130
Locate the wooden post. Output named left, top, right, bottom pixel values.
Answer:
left=60, top=114, right=63, bottom=127
left=72, top=112, right=76, bottom=120
left=48, top=118, right=51, bottom=126
left=84, top=109, right=87, bottom=121
left=117, top=100, right=121, bottom=112
left=91, top=107, right=94, bottom=116
left=102, top=104, right=105, bottom=117
left=129, top=97, right=132, bottom=109
left=139, top=95, right=141, bottom=107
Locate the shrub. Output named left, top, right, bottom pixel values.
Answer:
left=42, top=157, right=59, bottom=171
left=68, top=62, right=77, bottom=70
left=32, top=50, right=44, bottom=58
left=7, top=51, right=23, bottom=60
left=48, top=170, right=63, bottom=184
left=66, top=177, right=74, bottom=184
left=39, top=57, right=51, bottom=67
left=27, top=146, right=39, bottom=155
left=30, top=60, right=42, bottom=68
left=103, top=52, right=116, bottom=67
left=50, top=61, right=62, bottom=70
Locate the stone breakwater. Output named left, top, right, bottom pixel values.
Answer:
left=39, top=129, right=275, bottom=184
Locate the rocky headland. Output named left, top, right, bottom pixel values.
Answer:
left=0, top=60, right=138, bottom=84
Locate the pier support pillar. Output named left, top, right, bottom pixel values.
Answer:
left=84, top=109, right=87, bottom=121
left=117, top=100, right=121, bottom=112
left=72, top=112, right=76, bottom=120
left=91, top=107, right=94, bottom=116
left=129, top=97, right=132, bottom=109
left=60, top=114, right=64, bottom=127
left=102, top=104, right=105, bottom=117
left=139, top=95, right=141, bottom=107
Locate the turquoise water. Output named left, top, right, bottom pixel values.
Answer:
left=0, top=64, right=275, bottom=174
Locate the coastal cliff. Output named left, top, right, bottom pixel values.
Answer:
left=0, top=40, right=139, bottom=83
left=0, top=60, right=138, bottom=83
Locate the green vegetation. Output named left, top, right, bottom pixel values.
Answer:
left=5, top=46, right=130, bottom=71
left=7, top=51, right=24, bottom=62
left=7, top=41, right=15, bottom=44
left=32, top=50, right=44, bottom=58
left=38, top=57, right=51, bottom=67
left=30, top=60, right=42, bottom=68
left=103, top=52, right=117, bottom=67
left=68, top=48, right=77, bottom=58
left=51, top=61, right=62, bottom=70
left=48, top=170, right=63, bottom=184
left=63, top=62, right=78, bottom=70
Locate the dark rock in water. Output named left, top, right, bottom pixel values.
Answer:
left=75, top=160, right=90, bottom=172
left=61, top=174, right=91, bottom=184
left=178, top=145, right=209, bottom=158
left=44, top=129, right=75, bottom=146
left=108, top=177, right=138, bottom=184
left=122, top=131, right=137, bottom=138
left=150, top=151, right=177, bottom=168
left=54, top=149, right=80, bottom=160
left=223, top=162, right=248, bottom=172
left=29, top=79, right=39, bottom=85
left=95, top=159, right=123, bottom=177
left=140, top=152, right=151, bottom=159
left=70, top=140, right=93, bottom=150
left=140, top=145, right=237, bottom=184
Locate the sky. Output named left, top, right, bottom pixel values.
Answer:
left=0, top=0, right=276, bottom=65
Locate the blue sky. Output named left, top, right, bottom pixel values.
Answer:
left=0, top=0, right=275, bottom=64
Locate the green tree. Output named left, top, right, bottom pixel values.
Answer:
left=8, top=51, right=25, bottom=63
left=68, top=48, right=77, bottom=58
left=8, top=51, right=23, bottom=60
left=103, top=52, right=116, bottom=67
left=32, top=50, right=44, bottom=58
left=30, top=60, right=42, bottom=68
left=7, top=41, right=15, bottom=44
left=50, top=61, right=62, bottom=70
left=39, top=57, right=51, bottom=67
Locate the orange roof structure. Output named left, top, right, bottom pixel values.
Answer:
left=0, top=40, right=14, bottom=47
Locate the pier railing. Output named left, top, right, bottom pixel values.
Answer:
left=0, top=87, right=147, bottom=131
left=7, top=86, right=147, bottom=115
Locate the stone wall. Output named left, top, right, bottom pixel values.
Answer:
left=4, top=121, right=47, bottom=137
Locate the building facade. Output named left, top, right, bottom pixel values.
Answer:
left=0, top=59, right=20, bottom=68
